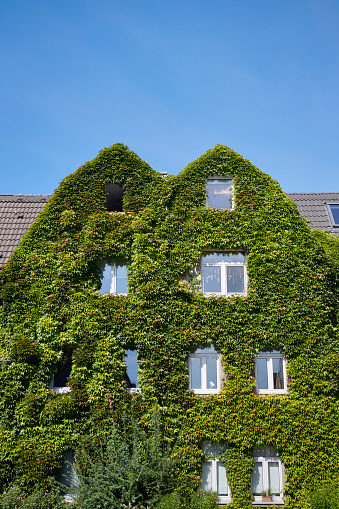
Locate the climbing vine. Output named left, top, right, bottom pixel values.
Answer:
left=0, top=144, right=338, bottom=507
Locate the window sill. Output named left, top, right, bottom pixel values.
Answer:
left=218, top=496, right=231, bottom=504
left=252, top=500, right=284, bottom=506
left=51, top=387, right=71, bottom=393
left=127, top=387, right=141, bottom=394
left=203, top=293, right=247, bottom=297
left=257, top=390, right=287, bottom=395
left=191, top=389, right=220, bottom=395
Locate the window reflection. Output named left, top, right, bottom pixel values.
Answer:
left=206, top=178, right=233, bottom=209
left=125, top=349, right=138, bottom=389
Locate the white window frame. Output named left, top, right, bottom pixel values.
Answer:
left=326, top=203, right=339, bottom=228
left=125, top=349, right=141, bottom=393
left=206, top=175, right=234, bottom=210
left=49, top=375, right=71, bottom=393
left=202, top=458, right=231, bottom=504
left=201, top=252, right=247, bottom=297
left=189, top=348, right=222, bottom=395
left=255, top=352, right=287, bottom=395
left=252, top=448, right=284, bottom=505
left=100, top=262, right=128, bottom=295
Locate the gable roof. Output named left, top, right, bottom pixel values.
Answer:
left=0, top=192, right=338, bottom=267
left=0, top=195, right=51, bottom=267
left=289, top=193, right=339, bottom=237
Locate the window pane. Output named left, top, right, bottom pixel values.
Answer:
left=206, top=179, right=232, bottom=208
left=273, top=358, right=284, bottom=390
left=116, top=264, right=128, bottom=294
left=252, top=462, right=263, bottom=495
left=191, top=357, right=201, bottom=389
left=196, top=345, right=217, bottom=354
left=203, top=266, right=221, bottom=293
left=125, top=350, right=138, bottom=388
left=202, top=252, right=245, bottom=264
left=257, top=358, right=268, bottom=390
left=217, top=462, right=228, bottom=496
left=330, top=204, right=339, bottom=225
left=268, top=462, right=280, bottom=495
left=54, top=353, right=72, bottom=387
left=227, top=266, right=245, bottom=293
left=99, top=263, right=112, bottom=294
left=202, top=441, right=227, bottom=456
left=201, top=462, right=212, bottom=491
left=206, top=357, right=218, bottom=389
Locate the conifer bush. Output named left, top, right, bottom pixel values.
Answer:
left=72, top=413, right=177, bottom=509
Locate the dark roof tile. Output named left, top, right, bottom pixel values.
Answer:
left=289, top=192, right=339, bottom=237
left=0, top=195, right=51, bottom=266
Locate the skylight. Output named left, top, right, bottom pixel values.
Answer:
left=327, top=204, right=339, bottom=227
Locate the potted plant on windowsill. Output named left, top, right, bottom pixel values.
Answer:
left=261, top=489, right=273, bottom=502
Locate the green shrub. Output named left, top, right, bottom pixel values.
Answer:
left=157, top=490, right=218, bottom=509
left=306, top=481, right=339, bottom=509
left=72, top=413, right=177, bottom=509
left=0, top=484, right=68, bottom=509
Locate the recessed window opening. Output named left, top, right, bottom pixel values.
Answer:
left=99, top=262, right=128, bottom=295
left=327, top=203, right=339, bottom=227
left=189, top=345, right=221, bottom=394
left=202, top=252, right=247, bottom=296
left=125, top=349, right=139, bottom=392
left=252, top=446, right=283, bottom=502
left=201, top=442, right=230, bottom=503
left=256, top=351, right=287, bottom=395
left=106, top=183, right=124, bottom=212
left=59, top=450, right=79, bottom=499
left=50, top=352, right=72, bottom=393
left=206, top=176, right=233, bottom=209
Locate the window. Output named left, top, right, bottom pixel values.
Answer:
left=206, top=176, right=233, bottom=209
left=189, top=345, right=221, bottom=394
left=201, top=252, right=247, bottom=296
left=50, top=352, right=72, bottom=393
left=106, top=183, right=124, bottom=212
left=125, top=349, right=140, bottom=393
left=201, top=442, right=230, bottom=504
left=252, top=446, right=284, bottom=504
left=59, top=450, right=78, bottom=501
left=326, top=203, right=339, bottom=227
left=255, top=351, right=287, bottom=395
left=99, top=262, right=128, bottom=295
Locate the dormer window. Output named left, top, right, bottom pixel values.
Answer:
left=255, top=351, right=287, bottom=395
left=206, top=176, right=233, bottom=209
left=326, top=203, right=339, bottom=227
left=50, top=352, right=72, bottom=393
left=99, top=262, right=128, bottom=295
left=188, top=345, right=221, bottom=394
left=106, top=183, right=124, bottom=212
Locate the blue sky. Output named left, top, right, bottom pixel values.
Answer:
left=0, top=0, right=338, bottom=194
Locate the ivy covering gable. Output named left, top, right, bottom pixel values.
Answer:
left=0, top=143, right=338, bottom=507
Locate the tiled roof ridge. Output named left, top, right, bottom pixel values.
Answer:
left=0, top=194, right=51, bottom=202
left=288, top=192, right=339, bottom=196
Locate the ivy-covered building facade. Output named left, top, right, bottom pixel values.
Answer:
left=0, top=144, right=339, bottom=508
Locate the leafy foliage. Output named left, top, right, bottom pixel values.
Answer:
left=0, top=144, right=338, bottom=507
left=305, top=480, right=339, bottom=509
left=72, top=413, right=177, bottom=509
left=156, top=490, right=218, bottom=509
left=0, top=484, right=70, bottom=509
